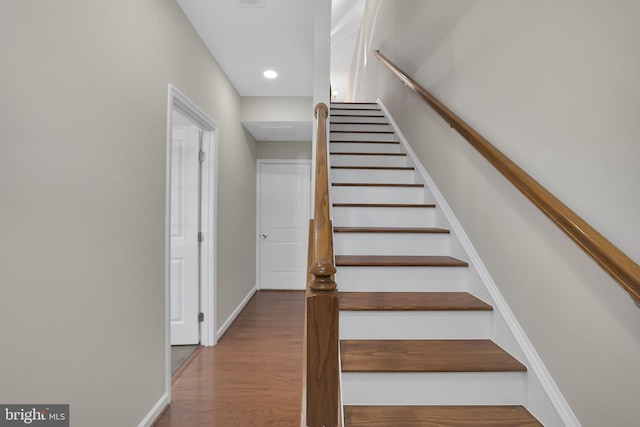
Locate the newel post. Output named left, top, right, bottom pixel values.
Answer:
left=305, top=102, right=340, bottom=427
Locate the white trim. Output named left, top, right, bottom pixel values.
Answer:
left=137, top=392, right=169, bottom=427
left=167, top=85, right=219, bottom=349
left=255, top=159, right=313, bottom=290
left=216, top=284, right=258, bottom=341
left=379, top=100, right=580, bottom=427
left=164, top=87, right=173, bottom=406
left=338, top=341, right=345, bottom=427
left=199, top=125, right=219, bottom=347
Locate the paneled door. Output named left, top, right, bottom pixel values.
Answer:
left=170, top=126, right=201, bottom=345
left=259, top=162, right=311, bottom=290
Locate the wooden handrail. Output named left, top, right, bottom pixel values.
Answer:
left=374, top=49, right=640, bottom=304
left=303, top=103, right=340, bottom=427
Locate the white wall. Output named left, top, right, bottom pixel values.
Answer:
left=350, top=1, right=640, bottom=426
left=0, top=1, right=256, bottom=425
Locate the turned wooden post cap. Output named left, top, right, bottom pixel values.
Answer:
left=309, top=260, right=337, bottom=291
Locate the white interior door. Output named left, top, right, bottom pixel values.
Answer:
left=259, top=162, right=311, bottom=290
left=170, top=126, right=201, bottom=345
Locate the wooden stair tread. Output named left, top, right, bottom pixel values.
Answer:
left=331, top=130, right=394, bottom=134
left=333, top=203, right=435, bottom=208
left=341, top=340, right=527, bottom=372
left=331, top=109, right=383, bottom=113
left=332, top=183, right=424, bottom=187
left=329, top=143, right=400, bottom=144
left=339, top=292, right=492, bottom=311
left=331, top=121, right=389, bottom=125
left=344, top=405, right=542, bottom=426
left=331, top=115, right=385, bottom=119
left=336, top=255, right=468, bottom=267
left=331, top=152, right=407, bottom=156
left=329, top=108, right=384, bottom=117
left=332, top=166, right=414, bottom=170
left=334, top=227, right=449, bottom=234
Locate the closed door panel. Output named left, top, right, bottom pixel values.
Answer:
left=260, top=163, right=311, bottom=290
left=170, top=126, right=200, bottom=345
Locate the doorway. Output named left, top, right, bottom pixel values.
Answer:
left=166, top=85, right=219, bottom=395
left=257, top=160, right=311, bottom=290
left=170, top=116, right=201, bottom=345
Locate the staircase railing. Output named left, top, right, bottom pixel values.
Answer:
left=373, top=49, right=640, bottom=305
left=302, top=102, right=340, bottom=427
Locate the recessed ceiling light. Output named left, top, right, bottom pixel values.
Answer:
left=239, top=0, right=265, bottom=8
left=263, top=70, right=278, bottom=79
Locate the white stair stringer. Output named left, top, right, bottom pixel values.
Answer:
left=329, top=102, right=568, bottom=425
left=328, top=102, right=578, bottom=427
left=360, top=100, right=579, bottom=426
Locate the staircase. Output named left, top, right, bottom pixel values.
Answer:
left=330, top=102, right=543, bottom=426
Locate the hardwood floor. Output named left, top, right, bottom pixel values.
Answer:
left=154, top=291, right=305, bottom=427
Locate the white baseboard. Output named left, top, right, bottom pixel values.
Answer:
left=378, top=100, right=580, bottom=427
left=216, top=284, right=258, bottom=341
left=139, top=285, right=258, bottom=426
left=138, top=392, right=169, bottom=427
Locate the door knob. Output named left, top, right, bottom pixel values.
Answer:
left=261, top=234, right=268, bottom=239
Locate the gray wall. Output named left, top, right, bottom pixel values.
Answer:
left=350, top=1, right=640, bottom=426
left=257, top=141, right=312, bottom=159
left=241, top=96, right=313, bottom=159
left=241, top=96, right=313, bottom=122
left=0, top=1, right=256, bottom=425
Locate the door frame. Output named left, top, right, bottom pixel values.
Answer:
left=165, top=85, right=219, bottom=394
left=255, top=159, right=312, bottom=290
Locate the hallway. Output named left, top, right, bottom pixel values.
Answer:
left=155, top=291, right=305, bottom=426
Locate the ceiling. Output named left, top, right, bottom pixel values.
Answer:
left=176, top=0, right=364, bottom=139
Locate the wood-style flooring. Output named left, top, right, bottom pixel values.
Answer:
left=154, top=290, right=305, bottom=427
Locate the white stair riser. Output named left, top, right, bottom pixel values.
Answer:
left=334, top=233, right=451, bottom=256
left=331, top=123, right=391, bottom=132
left=332, top=186, right=431, bottom=204
left=331, top=132, right=397, bottom=142
left=341, top=372, right=526, bottom=405
left=340, top=311, right=491, bottom=340
left=330, top=154, right=410, bottom=167
left=331, top=168, right=417, bottom=184
left=336, top=266, right=468, bottom=292
left=330, top=142, right=401, bottom=153
left=332, top=207, right=436, bottom=228
left=331, top=103, right=380, bottom=110
left=330, top=115, right=387, bottom=123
